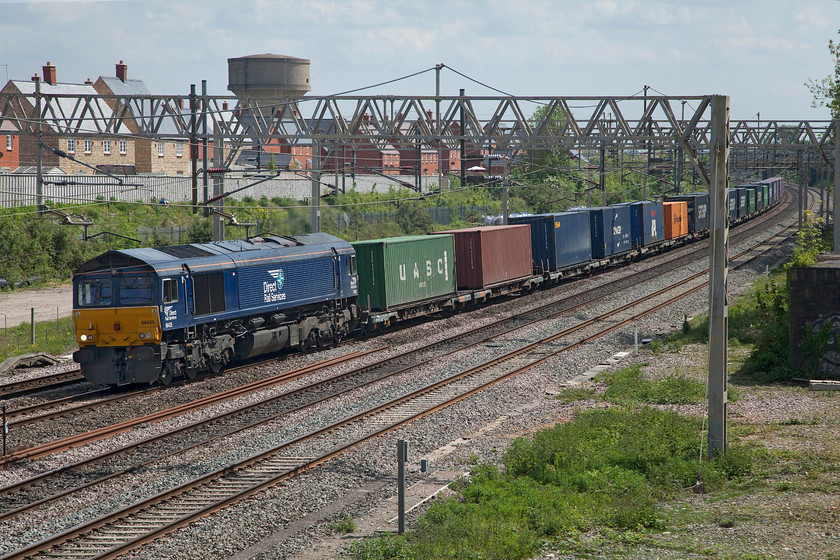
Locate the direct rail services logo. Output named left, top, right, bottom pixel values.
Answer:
left=264, top=268, right=287, bottom=302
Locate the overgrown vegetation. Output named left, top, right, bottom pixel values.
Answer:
left=675, top=211, right=831, bottom=382
left=597, top=364, right=705, bottom=405
left=555, top=364, right=704, bottom=406
left=0, top=317, right=76, bottom=361
left=348, top=406, right=754, bottom=560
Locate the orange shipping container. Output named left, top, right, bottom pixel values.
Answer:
left=663, top=201, right=688, bottom=239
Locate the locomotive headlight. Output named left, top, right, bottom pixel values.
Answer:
left=139, top=332, right=145, bottom=339
left=146, top=332, right=152, bottom=339
left=80, top=334, right=87, bottom=342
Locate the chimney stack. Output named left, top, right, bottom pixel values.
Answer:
left=85, top=78, right=93, bottom=85
left=31, top=74, right=40, bottom=82
left=116, top=60, right=127, bottom=82
left=42, top=62, right=56, bottom=85
left=222, top=102, right=229, bottom=111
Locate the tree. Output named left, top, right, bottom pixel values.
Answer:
left=515, top=105, right=573, bottom=182
left=806, top=31, right=840, bottom=118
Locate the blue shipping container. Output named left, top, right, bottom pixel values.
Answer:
left=588, top=206, right=632, bottom=259
left=664, top=193, right=710, bottom=233
left=738, top=188, right=748, bottom=218
left=727, top=188, right=739, bottom=221
left=626, top=201, right=664, bottom=249
left=510, top=212, right=592, bottom=272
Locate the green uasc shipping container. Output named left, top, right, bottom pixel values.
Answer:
left=353, top=235, right=457, bottom=311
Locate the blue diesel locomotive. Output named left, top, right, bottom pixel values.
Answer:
left=72, top=233, right=359, bottom=385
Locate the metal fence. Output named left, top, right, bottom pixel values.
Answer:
left=0, top=173, right=443, bottom=208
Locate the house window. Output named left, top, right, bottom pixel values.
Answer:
left=119, top=140, right=127, bottom=154
left=67, top=138, right=75, bottom=153
left=84, top=139, right=92, bottom=154
left=176, top=142, right=183, bottom=157
left=103, top=139, right=111, bottom=154
left=6, top=135, right=12, bottom=151
left=158, top=142, right=164, bottom=157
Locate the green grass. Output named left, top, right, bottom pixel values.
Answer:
left=0, top=317, right=77, bottom=362
left=348, top=407, right=755, bottom=560
left=329, top=517, right=357, bottom=534
left=554, top=385, right=596, bottom=403
left=596, top=365, right=705, bottom=406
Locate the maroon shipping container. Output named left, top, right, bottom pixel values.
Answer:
left=436, top=225, right=533, bottom=290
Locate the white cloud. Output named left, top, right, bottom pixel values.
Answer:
left=1, top=0, right=838, bottom=120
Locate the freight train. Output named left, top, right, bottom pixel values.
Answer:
left=72, top=177, right=784, bottom=386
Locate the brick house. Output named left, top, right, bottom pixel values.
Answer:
left=0, top=62, right=190, bottom=175
left=93, top=61, right=190, bottom=176
left=0, top=120, right=20, bottom=172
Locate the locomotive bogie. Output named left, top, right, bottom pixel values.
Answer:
left=74, top=343, right=162, bottom=385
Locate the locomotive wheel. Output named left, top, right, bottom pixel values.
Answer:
left=301, top=331, right=317, bottom=352
left=185, top=367, right=197, bottom=379
left=316, top=329, right=331, bottom=348
left=158, top=365, right=174, bottom=385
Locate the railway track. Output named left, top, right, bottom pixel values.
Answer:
left=0, top=190, right=804, bottom=560
left=0, top=216, right=796, bottom=521
left=0, top=192, right=797, bottom=455
left=0, top=191, right=790, bottom=435
left=0, top=369, right=85, bottom=400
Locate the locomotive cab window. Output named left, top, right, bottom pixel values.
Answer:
left=119, top=276, right=154, bottom=305
left=77, top=278, right=113, bottom=306
left=162, top=278, right=179, bottom=304
left=348, top=255, right=357, bottom=275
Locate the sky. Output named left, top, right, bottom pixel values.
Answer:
left=1, top=0, right=839, bottom=122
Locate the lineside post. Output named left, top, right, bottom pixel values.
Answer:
left=397, top=439, right=409, bottom=535
left=708, top=94, right=730, bottom=458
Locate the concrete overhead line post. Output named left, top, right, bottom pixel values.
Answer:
left=212, top=124, right=225, bottom=242
left=835, top=119, right=840, bottom=254
left=311, top=139, right=321, bottom=233
left=707, top=95, right=730, bottom=458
